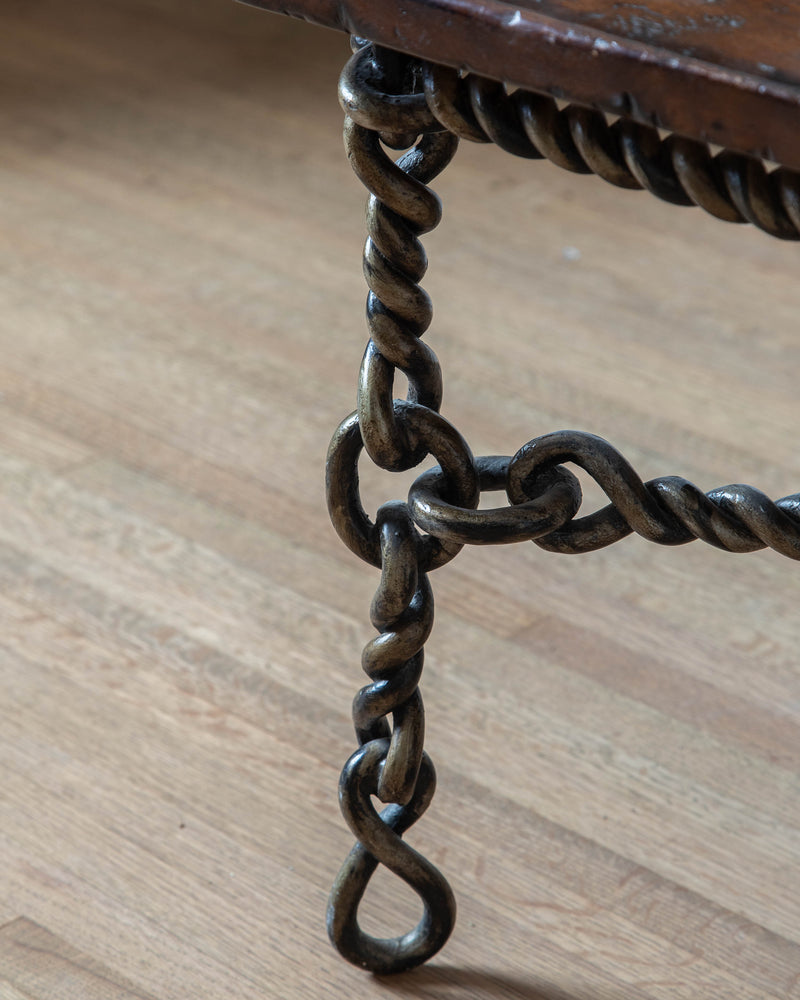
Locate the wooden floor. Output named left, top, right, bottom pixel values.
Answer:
left=0, top=2, right=798, bottom=998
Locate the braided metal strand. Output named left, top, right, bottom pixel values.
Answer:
left=421, top=62, right=800, bottom=241
left=508, top=430, right=800, bottom=558
left=341, top=45, right=460, bottom=471
left=356, top=502, right=433, bottom=805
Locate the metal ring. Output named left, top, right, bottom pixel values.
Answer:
left=339, top=45, right=440, bottom=136
left=326, top=403, right=480, bottom=571
left=409, top=454, right=582, bottom=545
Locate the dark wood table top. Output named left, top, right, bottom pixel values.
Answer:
left=244, top=0, right=800, bottom=172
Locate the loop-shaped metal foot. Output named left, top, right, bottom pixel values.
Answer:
left=327, top=739, right=456, bottom=975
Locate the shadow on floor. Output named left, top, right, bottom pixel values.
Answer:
left=374, top=964, right=611, bottom=1000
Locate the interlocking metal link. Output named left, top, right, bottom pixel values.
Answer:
left=326, top=403, right=479, bottom=573
left=406, top=434, right=800, bottom=557
left=508, top=430, right=800, bottom=558
left=410, top=454, right=581, bottom=545
left=421, top=62, right=800, bottom=241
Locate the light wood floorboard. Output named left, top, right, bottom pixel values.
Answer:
left=0, top=918, right=155, bottom=1000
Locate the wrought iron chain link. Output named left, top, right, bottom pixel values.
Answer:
left=411, top=430, right=800, bottom=558
left=327, top=41, right=800, bottom=977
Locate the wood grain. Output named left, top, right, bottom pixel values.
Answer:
left=0, top=1, right=798, bottom=998
left=0, top=919, right=155, bottom=1000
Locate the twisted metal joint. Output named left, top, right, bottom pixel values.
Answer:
left=345, top=122, right=459, bottom=470
left=356, top=501, right=432, bottom=806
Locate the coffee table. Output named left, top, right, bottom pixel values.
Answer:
left=243, top=0, right=800, bottom=975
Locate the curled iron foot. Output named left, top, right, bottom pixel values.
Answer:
left=327, top=740, right=456, bottom=974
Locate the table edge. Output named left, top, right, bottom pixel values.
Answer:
left=242, top=0, right=800, bottom=171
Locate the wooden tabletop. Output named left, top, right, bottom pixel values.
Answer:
left=244, top=0, right=800, bottom=172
